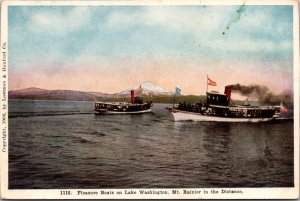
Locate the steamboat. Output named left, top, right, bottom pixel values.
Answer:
left=170, top=86, right=282, bottom=122
left=94, top=89, right=152, bottom=114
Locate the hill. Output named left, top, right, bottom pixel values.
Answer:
left=8, top=89, right=98, bottom=101
left=8, top=81, right=174, bottom=101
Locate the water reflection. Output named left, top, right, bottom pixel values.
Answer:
left=201, top=123, right=234, bottom=186
left=264, top=139, right=274, bottom=168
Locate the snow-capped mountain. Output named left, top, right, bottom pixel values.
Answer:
left=117, top=81, right=173, bottom=96
left=8, top=81, right=174, bottom=101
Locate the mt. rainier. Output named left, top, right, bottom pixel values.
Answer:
left=117, top=81, right=173, bottom=96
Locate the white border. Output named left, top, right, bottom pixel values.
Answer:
left=0, top=0, right=299, bottom=199
left=0, top=0, right=8, bottom=199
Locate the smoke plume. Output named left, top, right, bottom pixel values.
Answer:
left=228, top=84, right=293, bottom=103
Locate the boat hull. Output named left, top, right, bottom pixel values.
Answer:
left=95, top=108, right=151, bottom=114
left=171, top=110, right=274, bottom=122
left=94, top=101, right=152, bottom=115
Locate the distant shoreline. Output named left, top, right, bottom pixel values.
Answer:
left=8, top=98, right=292, bottom=106
left=8, top=95, right=205, bottom=104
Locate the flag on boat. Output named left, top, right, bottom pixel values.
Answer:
left=175, top=86, right=181, bottom=95
left=207, top=76, right=217, bottom=86
left=135, top=85, right=143, bottom=94
left=280, top=101, right=288, bottom=113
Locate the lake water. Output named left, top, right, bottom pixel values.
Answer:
left=8, top=100, right=294, bottom=189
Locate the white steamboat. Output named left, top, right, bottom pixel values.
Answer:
left=170, top=86, right=281, bottom=122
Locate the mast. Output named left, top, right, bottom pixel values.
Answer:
left=206, top=75, right=208, bottom=93
left=173, top=93, right=176, bottom=107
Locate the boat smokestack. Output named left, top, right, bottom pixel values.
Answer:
left=131, top=90, right=135, bottom=104
left=224, top=86, right=231, bottom=105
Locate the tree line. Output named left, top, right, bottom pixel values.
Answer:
left=101, top=95, right=207, bottom=104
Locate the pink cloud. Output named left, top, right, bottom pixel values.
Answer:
left=9, top=58, right=293, bottom=97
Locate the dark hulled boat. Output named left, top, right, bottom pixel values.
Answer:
left=95, top=90, right=153, bottom=114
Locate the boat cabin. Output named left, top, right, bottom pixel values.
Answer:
left=206, top=92, right=229, bottom=106
left=134, top=96, right=144, bottom=104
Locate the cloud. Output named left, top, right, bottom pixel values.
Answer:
left=144, top=6, right=230, bottom=34
left=100, top=6, right=292, bottom=61
left=9, top=57, right=293, bottom=96
left=10, top=6, right=293, bottom=62
left=28, top=7, right=91, bottom=35
left=103, top=10, right=143, bottom=30
left=8, top=5, right=293, bottom=94
left=103, top=6, right=233, bottom=34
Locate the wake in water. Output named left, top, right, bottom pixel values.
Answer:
left=9, top=111, right=95, bottom=118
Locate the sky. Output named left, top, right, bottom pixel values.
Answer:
left=8, top=5, right=294, bottom=95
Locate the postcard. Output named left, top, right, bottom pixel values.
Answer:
left=0, top=0, right=299, bottom=199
